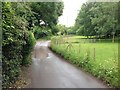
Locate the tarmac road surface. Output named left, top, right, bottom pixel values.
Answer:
left=28, top=41, right=107, bottom=88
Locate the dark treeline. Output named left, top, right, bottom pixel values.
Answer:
left=71, top=2, right=120, bottom=41
left=2, top=2, right=63, bottom=88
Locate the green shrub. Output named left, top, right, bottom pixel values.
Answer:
left=2, top=2, right=36, bottom=88
left=21, top=31, right=36, bottom=65
left=2, top=3, right=22, bottom=87
left=2, top=30, right=24, bottom=87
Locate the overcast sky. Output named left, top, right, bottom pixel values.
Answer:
left=58, top=0, right=87, bottom=27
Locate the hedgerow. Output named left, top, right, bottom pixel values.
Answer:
left=21, top=31, right=36, bottom=65
left=2, top=2, right=36, bottom=88
left=2, top=1, right=64, bottom=88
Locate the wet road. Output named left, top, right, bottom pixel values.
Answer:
left=28, top=41, right=107, bottom=88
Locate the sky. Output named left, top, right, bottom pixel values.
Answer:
left=58, top=0, right=87, bottom=27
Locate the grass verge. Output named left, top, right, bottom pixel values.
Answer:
left=50, top=36, right=119, bottom=87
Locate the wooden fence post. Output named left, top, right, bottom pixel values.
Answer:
left=93, top=48, right=96, bottom=60
left=78, top=44, right=81, bottom=54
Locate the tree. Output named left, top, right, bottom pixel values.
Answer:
left=30, top=2, right=64, bottom=34
left=56, top=24, right=67, bottom=35
left=74, top=2, right=119, bottom=40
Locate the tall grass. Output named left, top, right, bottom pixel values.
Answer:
left=50, top=36, right=119, bottom=87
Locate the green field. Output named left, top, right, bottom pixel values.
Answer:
left=50, top=36, right=119, bottom=87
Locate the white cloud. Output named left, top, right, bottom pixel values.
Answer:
left=58, top=0, right=87, bottom=27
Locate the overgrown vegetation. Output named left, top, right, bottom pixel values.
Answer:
left=2, top=2, right=63, bottom=88
left=2, top=2, right=35, bottom=87
left=50, top=36, right=119, bottom=87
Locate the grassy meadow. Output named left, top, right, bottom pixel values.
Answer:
left=50, top=36, right=119, bottom=87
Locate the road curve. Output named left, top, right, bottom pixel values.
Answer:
left=28, top=41, right=107, bottom=88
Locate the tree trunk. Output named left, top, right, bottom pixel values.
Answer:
left=112, top=34, right=115, bottom=43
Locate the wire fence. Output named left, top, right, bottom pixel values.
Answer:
left=51, top=35, right=119, bottom=87
left=51, top=35, right=118, bottom=64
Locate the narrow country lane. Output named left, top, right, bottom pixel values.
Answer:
left=27, top=41, right=108, bottom=88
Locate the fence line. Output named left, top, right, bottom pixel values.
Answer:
left=51, top=36, right=96, bottom=61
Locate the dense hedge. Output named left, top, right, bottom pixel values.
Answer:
left=21, top=31, right=36, bottom=65
left=2, top=2, right=36, bottom=88
left=2, top=1, right=63, bottom=88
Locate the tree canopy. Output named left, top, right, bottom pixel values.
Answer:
left=30, top=2, right=64, bottom=34
left=74, top=2, right=119, bottom=39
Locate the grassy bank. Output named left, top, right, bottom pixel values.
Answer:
left=50, top=36, right=119, bottom=87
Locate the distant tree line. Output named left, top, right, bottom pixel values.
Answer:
left=73, top=2, right=120, bottom=40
